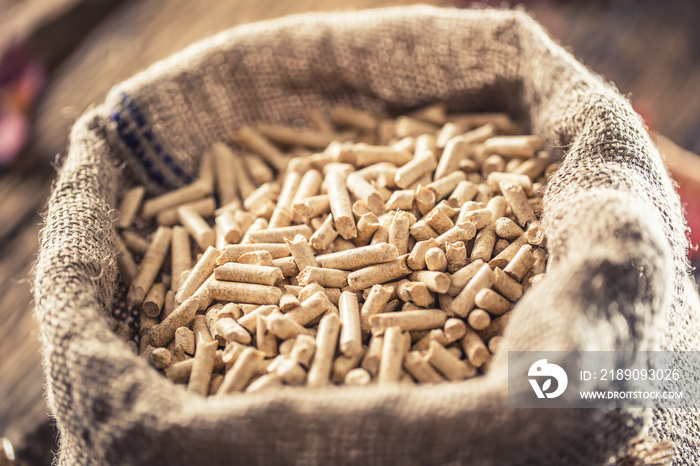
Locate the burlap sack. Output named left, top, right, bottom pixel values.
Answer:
left=34, top=6, right=700, bottom=465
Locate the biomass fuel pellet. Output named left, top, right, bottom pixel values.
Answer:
left=110, top=105, right=553, bottom=395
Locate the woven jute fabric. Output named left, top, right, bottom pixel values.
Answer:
left=34, top=6, right=699, bottom=465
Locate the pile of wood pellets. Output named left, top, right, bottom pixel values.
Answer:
left=111, top=104, right=556, bottom=396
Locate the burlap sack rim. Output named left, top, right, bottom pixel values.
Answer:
left=33, top=5, right=696, bottom=464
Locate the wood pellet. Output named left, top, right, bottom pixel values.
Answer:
left=111, top=104, right=554, bottom=396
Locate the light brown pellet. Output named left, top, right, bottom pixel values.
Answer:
left=409, top=271, right=450, bottom=293
left=460, top=328, right=491, bottom=368
left=230, top=126, right=288, bottom=171
left=307, top=313, right=341, bottom=388
left=176, top=246, right=219, bottom=303
left=467, top=309, right=491, bottom=331
left=142, top=282, right=166, bottom=318
left=149, top=297, right=199, bottom=347
left=266, top=313, right=315, bottom=340
left=475, top=288, right=512, bottom=315
left=347, top=255, right=412, bottom=291
left=339, top=291, right=363, bottom=357
left=293, top=194, right=329, bottom=220
left=290, top=334, right=316, bottom=368
left=325, top=167, right=358, bottom=240
left=215, top=262, right=284, bottom=286
left=489, top=235, right=528, bottom=269
left=370, top=309, right=446, bottom=335
left=117, top=185, right=146, bottom=229
left=451, top=264, right=495, bottom=317
left=127, top=226, right=171, bottom=307
left=493, top=267, right=524, bottom=301
left=500, top=181, right=537, bottom=228
left=344, top=368, right=372, bottom=386
left=444, top=242, right=467, bottom=273
left=208, top=280, right=282, bottom=305
left=495, top=217, right=524, bottom=240
left=238, top=250, right=274, bottom=267
left=297, top=267, right=349, bottom=288
left=482, top=135, right=543, bottom=158
left=179, top=206, right=215, bottom=250
left=426, top=341, right=476, bottom=381
left=141, top=180, right=211, bottom=219
left=217, top=243, right=290, bottom=264
left=354, top=212, right=380, bottom=246
left=360, top=284, right=394, bottom=334
left=188, top=340, right=218, bottom=397
left=395, top=153, right=437, bottom=189
left=217, top=347, right=265, bottom=395
left=424, top=247, right=447, bottom=272
left=285, top=291, right=333, bottom=326
left=378, top=326, right=405, bottom=384
left=504, top=244, right=536, bottom=281
left=403, top=351, right=444, bottom=383
left=317, top=243, right=398, bottom=270
left=470, top=222, right=497, bottom=262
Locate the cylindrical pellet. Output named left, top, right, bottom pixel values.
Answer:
left=467, top=309, right=492, bottom=331
left=256, top=314, right=278, bottom=358
left=267, top=313, right=315, bottom=340
left=409, top=270, right=450, bottom=293
left=346, top=172, right=384, bottom=213
left=217, top=347, right=265, bottom=395
left=285, top=291, right=333, bottom=326
left=403, top=351, right=444, bottom=383
left=170, top=226, right=191, bottom=294
left=424, top=247, right=447, bottom=272
left=307, top=313, right=341, bottom=388
left=451, top=264, right=495, bottom=317
left=290, top=334, right=316, bottom=368
left=285, top=234, right=318, bottom=272
left=317, top=243, right=398, bottom=270
left=470, top=222, right=497, bottom=262
left=395, top=153, right=437, bottom=189
left=127, top=226, right=171, bottom=307
left=344, top=368, right=372, bottom=386
left=426, top=341, right=476, bottom=380
left=142, top=282, right=166, bottom=318
left=378, top=326, right=405, bottom=384
left=208, top=279, right=282, bottom=305
left=370, top=309, right=446, bottom=335
left=117, top=185, right=146, bottom=229
left=347, top=255, right=412, bottom=291
left=149, top=297, right=200, bottom=347
left=297, top=267, right=349, bottom=288
left=325, top=168, right=357, bottom=239
left=460, top=328, right=491, bottom=368
left=230, top=126, right=288, bottom=171
left=269, top=170, right=302, bottom=228
left=310, top=214, right=339, bottom=251
left=187, top=340, right=218, bottom=397
left=293, top=195, right=330, bottom=220
left=216, top=317, right=252, bottom=345
left=482, top=135, right=543, bottom=158
left=214, top=262, right=284, bottom=286
left=178, top=206, right=215, bottom=250
left=500, top=181, right=536, bottom=227
left=247, top=225, right=312, bottom=244
left=434, top=136, right=471, bottom=180
left=503, top=244, right=536, bottom=281
left=141, top=180, right=211, bottom=219
left=339, top=291, right=362, bottom=357
left=489, top=235, right=528, bottom=269
left=495, top=217, right=524, bottom=240
left=475, top=288, right=512, bottom=315
left=176, top=246, right=219, bottom=303
left=238, top=250, right=274, bottom=267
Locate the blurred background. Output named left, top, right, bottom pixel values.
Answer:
left=1, top=0, right=698, bottom=463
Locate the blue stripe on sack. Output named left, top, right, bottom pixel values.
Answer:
left=111, top=92, right=193, bottom=187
